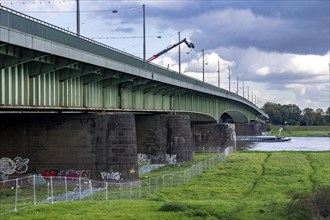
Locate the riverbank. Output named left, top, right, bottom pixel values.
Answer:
left=6, top=151, right=330, bottom=220
left=268, top=125, right=330, bottom=137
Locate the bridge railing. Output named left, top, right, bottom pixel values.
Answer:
left=0, top=147, right=235, bottom=215
left=0, top=5, right=139, bottom=61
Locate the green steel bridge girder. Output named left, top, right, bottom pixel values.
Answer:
left=0, top=59, right=263, bottom=123
left=0, top=5, right=268, bottom=123
left=0, top=45, right=265, bottom=123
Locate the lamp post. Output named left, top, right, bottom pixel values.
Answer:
left=76, top=0, right=80, bottom=35
left=228, top=68, right=231, bottom=92
left=143, top=4, right=146, bottom=61
left=202, top=49, right=205, bottom=82
left=236, top=75, right=239, bottom=94
left=217, top=60, right=220, bottom=88
left=178, top=32, right=181, bottom=74
left=251, top=91, right=254, bottom=103
left=242, top=81, right=245, bottom=98
left=247, top=86, right=250, bottom=100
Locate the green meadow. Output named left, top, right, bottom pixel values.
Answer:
left=269, top=125, right=330, bottom=137
left=4, top=151, right=330, bottom=220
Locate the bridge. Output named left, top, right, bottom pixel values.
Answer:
left=0, top=6, right=267, bottom=123
left=0, top=6, right=268, bottom=181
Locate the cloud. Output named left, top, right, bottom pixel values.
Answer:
left=155, top=46, right=329, bottom=109
left=113, top=27, right=134, bottom=33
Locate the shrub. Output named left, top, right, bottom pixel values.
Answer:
left=286, top=186, right=330, bottom=219
left=159, top=202, right=188, bottom=212
left=187, top=209, right=210, bottom=218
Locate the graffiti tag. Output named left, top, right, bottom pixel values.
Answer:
left=0, top=157, right=29, bottom=175
left=100, top=171, right=121, bottom=181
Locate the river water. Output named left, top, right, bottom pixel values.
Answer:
left=237, top=137, right=330, bottom=151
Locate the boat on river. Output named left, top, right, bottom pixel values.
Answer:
left=236, top=136, right=291, bottom=142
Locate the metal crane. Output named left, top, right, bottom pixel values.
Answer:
left=147, top=38, right=194, bottom=62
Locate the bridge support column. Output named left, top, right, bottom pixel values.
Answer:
left=235, top=121, right=266, bottom=136
left=0, top=113, right=138, bottom=182
left=192, top=123, right=236, bottom=153
left=135, top=114, right=193, bottom=164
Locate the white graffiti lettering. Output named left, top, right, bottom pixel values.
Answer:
left=100, top=171, right=121, bottom=181
left=0, top=158, right=16, bottom=175
left=165, top=154, right=177, bottom=164
left=0, top=157, right=29, bottom=175
left=13, top=157, right=29, bottom=173
left=137, top=154, right=150, bottom=164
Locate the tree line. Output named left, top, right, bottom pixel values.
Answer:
left=262, top=102, right=330, bottom=126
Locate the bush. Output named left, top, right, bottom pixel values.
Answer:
left=159, top=202, right=188, bottom=212
left=287, top=186, right=330, bottom=219
left=187, top=209, right=210, bottom=218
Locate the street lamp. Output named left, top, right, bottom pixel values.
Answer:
left=242, top=81, right=245, bottom=98
left=202, top=49, right=205, bottom=82
left=217, top=60, right=220, bottom=88
left=143, top=4, right=146, bottom=60
left=236, top=75, right=238, bottom=94
left=228, top=68, right=231, bottom=92
left=76, top=0, right=80, bottom=35
left=178, top=32, right=181, bottom=74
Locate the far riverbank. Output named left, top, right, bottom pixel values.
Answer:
left=268, top=125, right=330, bottom=137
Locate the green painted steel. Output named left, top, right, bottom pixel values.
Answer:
left=0, top=5, right=268, bottom=123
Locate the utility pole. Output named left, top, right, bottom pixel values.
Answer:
left=143, top=4, right=146, bottom=61
left=243, top=81, right=245, bottom=98
left=76, top=0, right=80, bottom=35
left=228, top=68, right=231, bottom=92
left=217, top=60, right=220, bottom=88
left=202, top=49, right=205, bottom=82
left=178, top=32, right=181, bottom=74
left=236, top=75, right=238, bottom=94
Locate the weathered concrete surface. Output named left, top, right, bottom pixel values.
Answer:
left=135, top=114, right=193, bottom=164
left=235, top=122, right=266, bottom=136
left=192, top=123, right=236, bottom=153
left=0, top=113, right=138, bottom=181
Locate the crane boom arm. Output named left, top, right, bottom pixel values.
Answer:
left=147, top=38, right=194, bottom=62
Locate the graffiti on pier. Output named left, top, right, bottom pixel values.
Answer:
left=148, top=154, right=177, bottom=164
left=41, top=170, right=91, bottom=180
left=100, top=170, right=121, bottom=181
left=138, top=154, right=151, bottom=164
left=0, top=157, right=29, bottom=175
left=165, top=154, right=177, bottom=164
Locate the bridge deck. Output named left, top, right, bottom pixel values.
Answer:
left=0, top=5, right=268, bottom=122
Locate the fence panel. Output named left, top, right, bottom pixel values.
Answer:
left=0, top=147, right=234, bottom=215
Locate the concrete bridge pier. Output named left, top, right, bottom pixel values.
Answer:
left=235, top=121, right=266, bottom=136
left=192, top=123, right=236, bottom=153
left=0, top=113, right=138, bottom=182
left=135, top=114, right=193, bottom=165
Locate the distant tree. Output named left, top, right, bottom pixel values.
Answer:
left=301, top=108, right=315, bottom=126
left=282, top=104, right=302, bottom=125
left=326, top=107, right=330, bottom=124
left=262, top=102, right=283, bottom=125
left=314, top=108, right=325, bottom=125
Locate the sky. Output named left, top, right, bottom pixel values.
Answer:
left=1, top=0, right=329, bottom=111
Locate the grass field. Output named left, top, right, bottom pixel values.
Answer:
left=269, top=125, right=330, bottom=137
left=4, top=151, right=330, bottom=220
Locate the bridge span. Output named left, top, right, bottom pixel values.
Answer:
left=0, top=6, right=267, bottom=123
left=0, top=6, right=268, bottom=181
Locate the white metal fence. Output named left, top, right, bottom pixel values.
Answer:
left=0, top=147, right=234, bottom=215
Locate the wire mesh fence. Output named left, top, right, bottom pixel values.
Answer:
left=0, top=147, right=234, bottom=215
